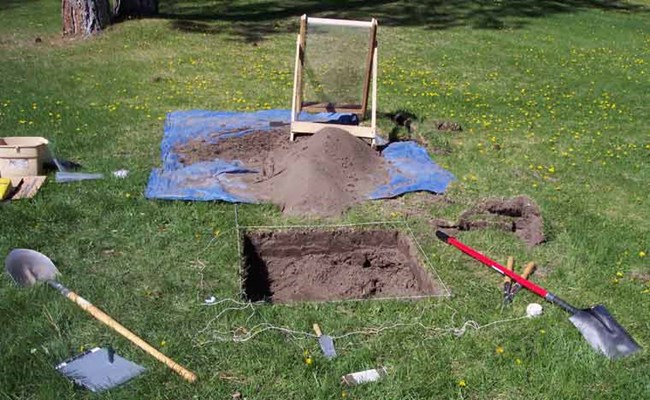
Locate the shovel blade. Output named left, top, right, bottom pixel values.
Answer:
left=5, top=249, right=59, bottom=287
left=569, top=305, right=641, bottom=360
left=319, top=335, right=337, bottom=359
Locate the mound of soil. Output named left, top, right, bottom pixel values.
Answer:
left=175, top=127, right=388, bottom=217
left=241, top=229, right=441, bottom=303
left=258, top=128, right=387, bottom=216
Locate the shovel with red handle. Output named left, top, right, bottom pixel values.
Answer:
left=436, top=231, right=641, bottom=360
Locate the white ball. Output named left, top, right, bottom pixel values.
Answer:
left=526, top=303, right=543, bottom=317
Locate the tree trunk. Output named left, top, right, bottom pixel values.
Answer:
left=62, top=0, right=111, bottom=36
left=116, top=0, right=158, bottom=18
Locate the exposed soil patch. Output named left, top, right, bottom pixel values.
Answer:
left=432, top=195, right=544, bottom=246
left=175, top=127, right=389, bottom=217
left=380, top=192, right=454, bottom=220
left=241, top=229, right=442, bottom=303
left=630, top=270, right=650, bottom=284
left=434, top=120, right=462, bottom=132
left=175, top=127, right=288, bottom=169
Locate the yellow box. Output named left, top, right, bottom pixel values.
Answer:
left=0, top=177, right=12, bottom=200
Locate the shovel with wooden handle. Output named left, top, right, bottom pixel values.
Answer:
left=5, top=249, right=197, bottom=382
left=505, top=262, right=536, bottom=304
left=313, top=324, right=336, bottom=359
left=502, top=256, right=514, bottom=305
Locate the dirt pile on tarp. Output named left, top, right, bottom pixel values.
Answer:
left=176, top=127, right=290, bottom=169
left=259, top=128, right=388, bottom=216
left=175, top=127, right=388, bottom=217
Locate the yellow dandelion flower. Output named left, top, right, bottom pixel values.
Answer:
left=616, top=271, right=624, bottom=278
left=304, top=357, right=313, bottom=366
left=457, top=379, right=467, bottom=387
left=639, top=251, right=646, bottom=258
left=495, top=346, right=504, bottom=354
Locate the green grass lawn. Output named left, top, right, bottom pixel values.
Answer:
left=1, top=1, right=649, bottom=398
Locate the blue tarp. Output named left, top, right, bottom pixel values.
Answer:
left=145, top=110, right=454, bottom=202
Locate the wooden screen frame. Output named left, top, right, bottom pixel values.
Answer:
left=290, top=15, right=378, bottom=145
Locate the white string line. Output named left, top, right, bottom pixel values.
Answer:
left=233, top=204, right=246, bottom=298
left=195, top=315, right=532, bottom=345
left=194, top=298, right=257, bottom=338
left=192, top=226, right=238, bottom=302
left=192, top=298, right=533, bottom=346
left=234, top=203, right=241, bottom=230
left=196, top=227, right=236, bottom=256
left=234, top=204, right=242, bottom=272
left=405, top=223, right=452, bottom=298
left=236, top=220, right=406, bottom=230
left=331, top=315, right=531, bottom=340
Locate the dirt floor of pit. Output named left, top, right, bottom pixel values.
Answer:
left=175, top=126, right=389, bottom=217
left=241, top=229, right=442, bottom=303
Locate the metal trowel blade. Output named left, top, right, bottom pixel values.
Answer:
left=319, top=335, right=337, bottom=359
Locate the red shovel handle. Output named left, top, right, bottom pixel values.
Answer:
left=436, top=231, right=548, bottom=298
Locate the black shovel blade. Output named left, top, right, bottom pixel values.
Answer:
left=569, top=305, right=641, bottom=360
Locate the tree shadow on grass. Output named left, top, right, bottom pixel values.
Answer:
left=159, top=0, right=648, bottom=42
left=0, top=0, right=40, bottom=11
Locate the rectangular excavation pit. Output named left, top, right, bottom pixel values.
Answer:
left=241, top=228, right=445, bottom=303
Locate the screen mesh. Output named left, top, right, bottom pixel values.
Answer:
left=302, top=22, right=371, bottom=109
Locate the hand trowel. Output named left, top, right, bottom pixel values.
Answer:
left=313, top=324, right=336, bottom=359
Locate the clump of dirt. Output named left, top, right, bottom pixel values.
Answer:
left=241, top=229, right=442, bottom=303
left=434, top=120, right=462, bottom=132
left=175, top=126, right=389, bottom=217
left=430, top=195, right=544, bottom=246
